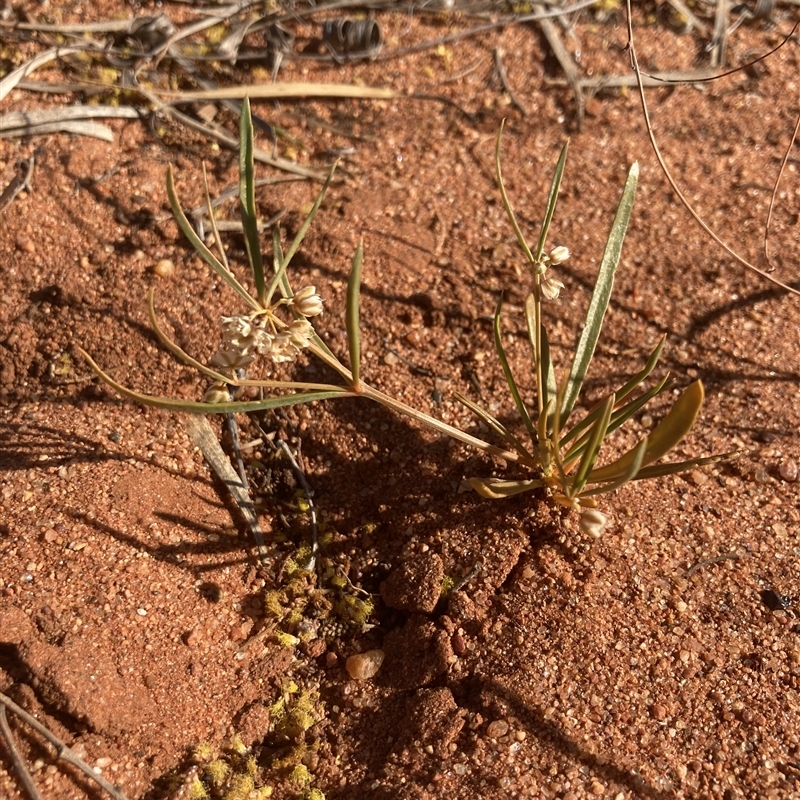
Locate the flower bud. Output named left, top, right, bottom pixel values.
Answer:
left=579, top=508, right=608, bottom=538
left=549, top=246, right=570, bottom=265
left=292, top=286, right=324, bottom=317
left=203, top=381, right=231, bottom=404
left=540, top=273, right=565, bottom=301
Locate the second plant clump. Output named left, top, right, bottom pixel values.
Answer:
left=81, top=99, right=731, bottom=537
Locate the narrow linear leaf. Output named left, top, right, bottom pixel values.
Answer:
left=167, top=165, right=261, bottom=312
left=577, top=438, right=648, bottom=497
left=561, top=374, right=670, bottom=464
left=148, top=289, right=237, bottom=384
left=587, top=380, right=706, bottom=484
left=570, top=394, right=614, bottom=496
left=270, top=228, right=351, bottom=382
left=453, top=391, right=534, bottom=460
left=559, top=335, right=666, bottom=449
left=495, top=122, right=535, bottom=264
left=494, top=295, right=536, bottom=439
left=346, top=241, right=364, bottom=389
left=266, top=161, right=338, bottom=307
left=468, top=477, right=544, bottom=499
left=78, top=348, right=352, bottom=412
left=239, top=97, right=266, bottom=304
left=537, top=401, right=552, bottom=474
left=360, top=383, right=526, bottom=465
left=630, top=450, right=739, bottom=481
left=106, top=301, right=351, bottom=392
left=561, top=162, right=639, bottom=423
left=202, top=162, right=229, bottom=272
left=534, top=139, right=569, bottom=261
left=539, top=322, right=557, bottom=435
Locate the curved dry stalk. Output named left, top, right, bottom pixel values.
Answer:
left=356, top=381, right=526, bottom=466
left=0, top=692, right=128, bottom=800
left=764, top=109, right=800, bottom=271
left=625, top=1, right=799, bottom=297
left=0, top=704, right=41, bottom=800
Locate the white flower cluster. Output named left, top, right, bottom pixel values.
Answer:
left=535, top=245, right=569, bottom=301
left=203, top=286, right=323, bottom=403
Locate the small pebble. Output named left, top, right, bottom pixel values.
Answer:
left=346, top=649, right=385, bottom=680
left=779, top=458, right=798, bottom=482
left=325, top=651, right=339, bottom=669
left=16, top=237, right=35, bottom=254
left=486, top=719, right=509, bottom=738
left=689, top=469, right=708, bottom=486
left=651, top=703, right=668, bottom=721
left=153, top=259, right=175, bottom=278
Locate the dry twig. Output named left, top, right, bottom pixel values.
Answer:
left=532, top=2, right=584, bottom=129
left=493, top=47, right=529, bottom=116
left=624, top=0, right=800, bottom=297
left=0, top=692, right=128, bottom=800
left=184, top=414, right=270, bottom=567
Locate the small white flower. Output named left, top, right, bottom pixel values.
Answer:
left=287, top=318, right=314, bottom=348
left=549, top=245, right=570, bottom=265
left=210, top=348, right=255, bottom=370
left=579, top=508, right=608, bottom=538
left=291, top=286, right=324, bottom=318
left=270, top=333, right=299, bottom=363
left=251, top=328, right=274, bottom=355
left=220, top=315, right=253, bottom=340
left=540, top=273, right=565, bottom=301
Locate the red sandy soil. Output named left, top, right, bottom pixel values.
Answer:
left=1, top=2, right=799, bottom=798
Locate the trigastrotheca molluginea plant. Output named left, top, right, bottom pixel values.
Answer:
left=79, top=98, right=732, bottom=539
left=461, top=125, right=734, bottom=535
left=78, top=99, right=521, bottom=465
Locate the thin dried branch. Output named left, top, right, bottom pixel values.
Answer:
left=1, top=106, right=141, bottom=129
left=664, top=0, right=711, bottom=34
left=0, top=692, right=128, bottom=800
left=0, top=149, right=37, bottom=215
left=0, top=120, right=116, bottom=141
left=709, top=0, right=730, bottom=66
left=532, top=2, right=584, bottom=129
left=0, top=46, right=81, bottom=102
left=625, top=0, right=800, bottom=297
left=157, top=82, right=400, bottom=102
left=0, top=705, right=42, bottom=800
left=494, top=46, right=529, bottom=116
left=764, top=108, right=800, bottom=270
left=184, top=414, right=270, bottom=567
left=544, top=67, right=720, bottom=90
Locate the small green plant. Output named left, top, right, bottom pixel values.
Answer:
left=462, top=125, right=733, bottom=531
left=79, top=99, right=519, bottom=466
left=80, top=101, right=730, bottom=534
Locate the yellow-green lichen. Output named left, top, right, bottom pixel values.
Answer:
left=205, top=758, right=230, bottom=786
